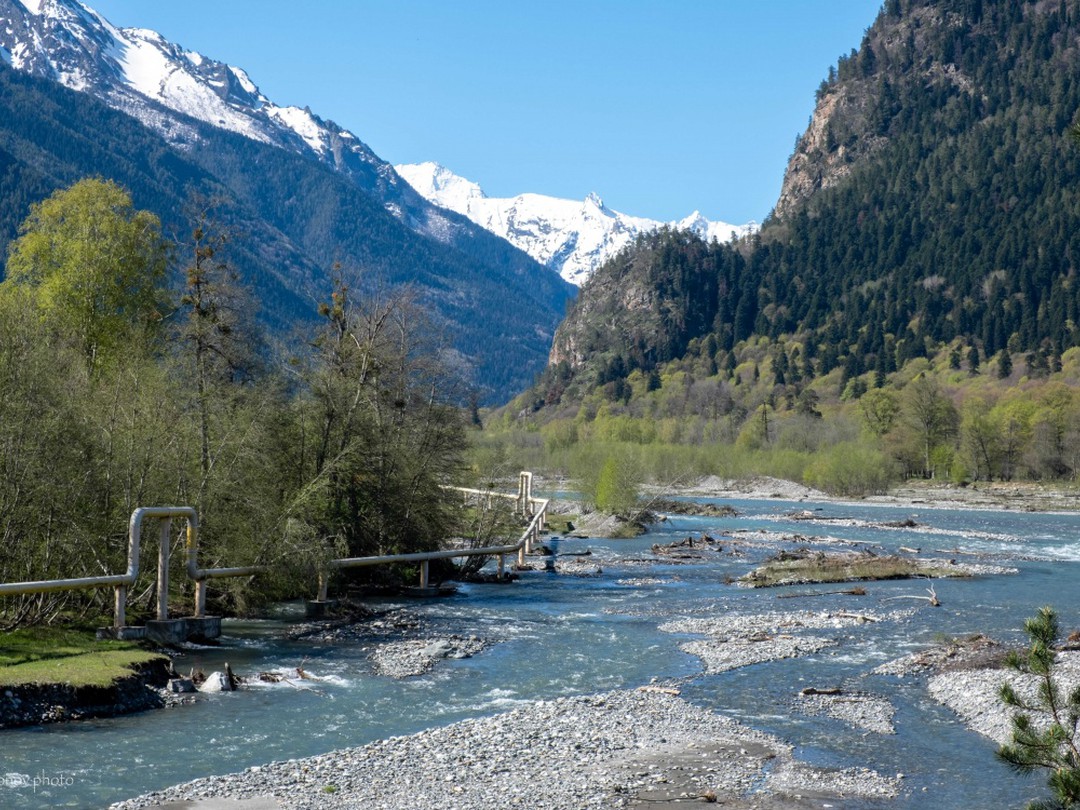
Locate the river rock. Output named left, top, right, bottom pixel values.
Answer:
left=198, top=672, right=234, bottom=693
left=421, top=640, right=456, bottom=659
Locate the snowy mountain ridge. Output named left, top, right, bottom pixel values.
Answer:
left=0, top=0, right=749, bottom=290
left=0, top=0, right=463, bottom=246
left=396, top=161, right=757, bottom=285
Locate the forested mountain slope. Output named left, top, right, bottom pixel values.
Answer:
left=535, top=0, right=1080, bottom=409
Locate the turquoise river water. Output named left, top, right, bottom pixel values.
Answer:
left=4, top=495, right=1080, bottom=808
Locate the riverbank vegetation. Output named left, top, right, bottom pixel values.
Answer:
left=475, top=338, right=1080, bottom=506
left=0, top=180, right=476, bottom=629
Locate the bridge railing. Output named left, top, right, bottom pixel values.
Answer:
left=316, top=480, right=548, bottom=601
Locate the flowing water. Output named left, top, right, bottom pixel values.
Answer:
left=4, top=496, right=1080, bottom=809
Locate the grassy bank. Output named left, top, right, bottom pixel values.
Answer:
left=0, top=626, right=166, bottom=688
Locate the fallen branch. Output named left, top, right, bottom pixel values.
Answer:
left=834, top=611, right=878, bottom=623
left=636, top=685, right=681, bottom=697
left=883, top=585, right=940, bottom=607
left=296, top=656, right=322, bottom=681
left=778, top=587, right=867, bottom=600
left=642, top=791, right=717, bottom=804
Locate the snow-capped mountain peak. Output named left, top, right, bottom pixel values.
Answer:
left=399, top=161, right=487, bottom=212
left=0, top=0, right=487, bottom=251
left=584, top=191, right=606, bottom=210
left=396, top=163, right=756, bottom=285
left=0, top=0, right=750, bottom=291
left=14, top=0, right=45, bottom=15
left=0, top=0, right=421, bottom=197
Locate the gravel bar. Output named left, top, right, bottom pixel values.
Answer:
left=795, top=690, right=897, bottom=735
left=928, top=651, right=1080, bottom=745
left=111, top=690, right=898, bottom=809
left=660, top=609, right=910, bottom=674
left=370, top=635, right=487, bottom=678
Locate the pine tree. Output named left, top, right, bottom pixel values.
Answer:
left=967, top=344, right=981, bottom=375
left=998, top=607, right=1080, bottom=809
left=999, top=351, right=1014, bottom=379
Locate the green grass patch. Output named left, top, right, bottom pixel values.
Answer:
left=0, top=626, right=165, bottom=688
left=741, top=550, right=971, bottom=588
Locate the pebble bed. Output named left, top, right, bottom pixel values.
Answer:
left=659, top=609, right=908, bottom=674
left=794, top=691, right=897, bottom=734
left=928, top=651, right=1080, bottom=745
left=110, top=690, right=898, bottom=810
left=370, top=635, right=488, bottom=678
left=659, top=608, right=897, bottom=637
left=680, top=634, right=838, bottom=674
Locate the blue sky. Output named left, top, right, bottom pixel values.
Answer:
left=89, top=0, right=882, bottom=225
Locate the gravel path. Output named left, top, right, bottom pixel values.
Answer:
left=111, top=690, right=898, bottom=810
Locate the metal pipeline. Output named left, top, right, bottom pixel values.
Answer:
left=1, top=476, right=547, bottom=622
left=0, top=505, right=197, bottom=629
left=183, top=517, right=264, bottom=618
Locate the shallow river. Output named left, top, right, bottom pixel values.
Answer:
left=4, top=496, right=1080, bottom=809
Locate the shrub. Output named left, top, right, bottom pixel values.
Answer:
left=803, top=440, right=898, bottom=497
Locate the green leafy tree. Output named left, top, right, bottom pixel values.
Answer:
left=592, top=454, right=641, bottom=518
left=960, top=397, right=1002, bottom=481
left=293, top=270, right=467, bottom=563
left=999, top=607, right=1080, bottom=809
left=900, top=374, right=958, bottom=478
left=2, top=178, right=168, bottom=372
left=859, top=388, right=900, bottom=438
left=803, top=439, right=897, bottom=496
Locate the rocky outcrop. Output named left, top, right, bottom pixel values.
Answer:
left=774, top=1, right=980, bottom=221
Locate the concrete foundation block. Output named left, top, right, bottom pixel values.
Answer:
left=96, top=626, right=147, bottom=641
left=145, top=618, right=188, bottom=645
left=184, top=616, right=222, bottom=641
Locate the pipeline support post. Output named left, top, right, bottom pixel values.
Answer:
left=114, top=585, right=126, bottom=630
left=517, top=471, right=533, bottom=517
left=157, top=518, right=171, bottom=621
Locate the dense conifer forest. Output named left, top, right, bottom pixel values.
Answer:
left=542, top=0, right=1080, bottom=397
